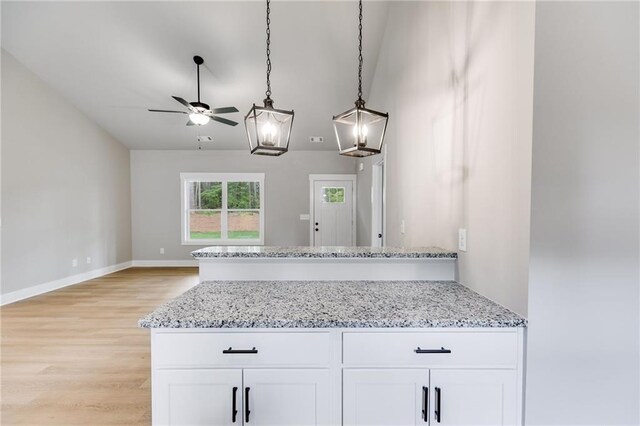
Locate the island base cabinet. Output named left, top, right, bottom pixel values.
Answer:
left=154, top=369, right=242, bottom=426
left=153, top=369, right=330, bottom=426
left=429, top=370, right=517, bottom=426
left=343, top=369, right=518, bottom=426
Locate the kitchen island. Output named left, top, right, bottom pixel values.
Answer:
left=191, top=246, right=458, bottom=282
left=140, top=278, right=526, bottom=425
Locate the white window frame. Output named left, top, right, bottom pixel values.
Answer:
left=181, top=172, right=265, bottom=246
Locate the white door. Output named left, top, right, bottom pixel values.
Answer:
left=429, top=369, right=518, bottom=425
left=154, top=369, right=242, bottom=426
left=313, top=179, right=354, bottom=246
left=242, top=369, right=331, bottom=425
left=343, top=369, right=430, bottom=426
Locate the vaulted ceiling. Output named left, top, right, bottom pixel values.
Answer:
left=2, top=1, right=389, bottom=150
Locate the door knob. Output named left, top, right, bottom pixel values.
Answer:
left=315, top=228, right=319, bottom=232
left=315, top=222, right=319, bottom=226
left=378, top=233, right=383, bottom=238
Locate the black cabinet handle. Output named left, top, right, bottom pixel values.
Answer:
left=315, top=228, right=319, bottom=231
left=422, top=386, right=429, bottom=422
left=435, top=387, right=441, bottom=423
left=244, top=387, right=251, bottom=423
left=378, top=233, right=383, bottom=238
left=415, top=347, right=451, bottom=354
left=232, top=386, right=238, bottom=423
left=222, top=347, right=258, bottom=354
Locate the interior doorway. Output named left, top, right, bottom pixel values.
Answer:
left=309, top=174, right=357, bottom=247
left=371, top=158, right=385, bottom=247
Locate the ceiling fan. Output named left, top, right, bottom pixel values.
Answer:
left=148, top=56, right=239, bottom=127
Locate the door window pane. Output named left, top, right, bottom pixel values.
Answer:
left=189, top=211, right=221, bottom=239
left=228, top=211, right=260, bottom=239
left=228, top=182, right=261, bottom=209
left=322, top=187, right=345, bottom=203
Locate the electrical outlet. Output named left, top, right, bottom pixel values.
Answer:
left=72, top=258, right=78, bottom=267
left=160, top=248, right=165, bottom=255
left=359, top=162, right=364, bottom=172
left=400, top=220, right=406, bottom=234
left=86, top=256, right=92, bottom=264
left=458, top=228, right=467, bottom=252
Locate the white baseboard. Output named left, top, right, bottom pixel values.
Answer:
left=131, top=260, right=198, bottom=267
left=0, top=261, right=133, bottom=306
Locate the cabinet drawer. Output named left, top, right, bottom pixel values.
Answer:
left=153, top=331, right=330, bottom=367
left=343, top=331, right=519, bottom=367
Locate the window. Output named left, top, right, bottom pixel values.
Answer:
left=181, top=173, right=264, bottom=245
left=322, top=187, right=345, bottom=203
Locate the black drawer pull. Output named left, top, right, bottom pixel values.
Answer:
left=245, top=387, right=251, bottom=422
left=415, top=347, right=451, bottom=354
left=232, top=386, right=238, bottom=423
left=422, top=386, right=429, bottom=422
left=435, top=387, right=442, bottom=423
left=223, top=347, right=258, bottom=354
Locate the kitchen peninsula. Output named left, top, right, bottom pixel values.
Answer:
left=140, top=247, right=526, bottom=425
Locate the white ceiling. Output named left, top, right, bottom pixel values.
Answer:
left=2, top=1, right=389, bottom=150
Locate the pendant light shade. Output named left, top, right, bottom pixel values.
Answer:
left=333, top=99, right=388, bottom=157
left=245, top=99, right=294, bottom=156
left=245, top=0, right=294, bottom=156
left=333, top=0, right=388, bottom=157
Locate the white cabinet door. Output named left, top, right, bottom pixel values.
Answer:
left=343, top=369, right=430, bottom=426
left=429, top=369, right=518, bottom=426
left=154, top=369, right=242, bottom=426
left=242, top=369, right=330, bottom=426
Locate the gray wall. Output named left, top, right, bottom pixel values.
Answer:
left=526, top=2, right=639, bottom=424
left=1, top=50, right=132, bottom=296
left=357, top=1, right=535, bottom=316
left=131, top=150, right=355, bottom=260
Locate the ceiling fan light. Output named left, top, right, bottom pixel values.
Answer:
left=189, top=113, right=210, bottom=126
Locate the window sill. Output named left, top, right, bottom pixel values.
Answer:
left=182, top=240, right=264, bottom=246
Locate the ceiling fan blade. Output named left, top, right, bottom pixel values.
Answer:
left=172, top=96, right=195, bottom=111
left=148, top=109, right=187, bottom=114
left=209, top=106, right=239, bottom=114
left=211, top=116, right=239, bottom=127
left=186, top=120, right=195, bottom=126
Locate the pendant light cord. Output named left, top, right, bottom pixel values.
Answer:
left=357, top=0, right=363, bottom=102
left=265, top=0, right=272, bottom=100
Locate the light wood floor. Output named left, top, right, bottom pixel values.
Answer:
left=1, top=267, right=199, bottom=425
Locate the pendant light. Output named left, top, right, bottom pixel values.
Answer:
left=332, top=0, right=388, bottom=157
left=245, top=0, right=294, bottom=156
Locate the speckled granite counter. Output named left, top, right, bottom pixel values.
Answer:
left=191, top=246, right=457, bottom=259
left=139, top=280, right=525, bottom=329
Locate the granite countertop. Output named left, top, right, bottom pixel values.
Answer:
left=139, top=280, right=525, bottom=329
left=191, top=246, right=457, bottom=259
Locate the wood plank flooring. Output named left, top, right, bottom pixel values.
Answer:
left=1, top=267, right=199, bottom=425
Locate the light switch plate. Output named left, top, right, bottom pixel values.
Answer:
left=458, top=228, right=467, bottom=252
left=400, top=220, right=406, bottom=234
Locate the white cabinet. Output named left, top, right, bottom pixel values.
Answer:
left=343, top=369, right=429, bottom=426
left=243, top=369, right=330, bottom=425
left=151, top=329, right=524, bottom=426
left=154, top=368, right=329, bottom=426
left=429, top=369, right=517, bottom=426
left=343, top=369, right=518, bottom=426
left=154, top=369, right=242, bottom=426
